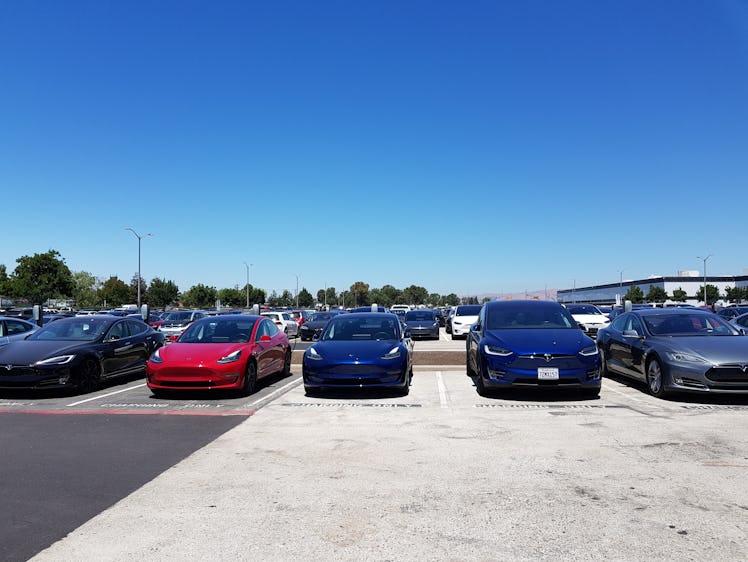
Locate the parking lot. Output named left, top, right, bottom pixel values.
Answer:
left=22, top=356, right=748, bottom=561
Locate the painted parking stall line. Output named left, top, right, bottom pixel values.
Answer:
left=435, top=371, right=450, bottom=409
left=67, top=383, right=147, bottom=407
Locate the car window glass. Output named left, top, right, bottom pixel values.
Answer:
left=107, top=321, right=130, bottom=340
left=6, top=320, right=31, bottom=335
left=611, top=315, right=628, bottom=332
left=126, top=319, right=147, bottom=335
left=266, top=319, right=280, bottom=336
left=628, top=316, right=643, bottom=335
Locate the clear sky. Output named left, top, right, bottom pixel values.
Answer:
left=2, top=0, right=747, bottom=299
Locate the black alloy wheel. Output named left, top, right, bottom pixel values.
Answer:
left=77, top=359, right=101, bottom=394
left=243, top=361, right=258, bottom=396
left=598, top=346, right=609, bottom=376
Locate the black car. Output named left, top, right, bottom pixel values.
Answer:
left=299, top=310, right=344, bottom=341
left=0, top=315, right=164, bottom=393
left=403, top=309, right=440, bottom=340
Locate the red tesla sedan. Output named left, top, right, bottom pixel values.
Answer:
left=146, top=314, right=291, bottom=396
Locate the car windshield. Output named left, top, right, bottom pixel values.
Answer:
left=486, top=305, right=577, bottom=330
left=644, top=313, right=735, bottom=336
left=322, top=316, right=398, bottom=341
left=566, top=305, right=602, bottom=315
left=456, top=305, right=482, bottom=316
left=163, top=311, right=193, bottom=322
left=405, top=311, right=434, bottom=321
left=313, top=312, right=335, bottom=322
left=179, top=319, right=257, bottom=343
left=28, top=318, right=110, bottom=341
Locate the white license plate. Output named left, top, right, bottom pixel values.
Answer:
left=537, top=367, right=559, bottom=380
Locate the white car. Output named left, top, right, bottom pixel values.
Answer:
left=564, top=303, right=610, bottom=337
left=262, top=311, right=299, bottom=338
left=451, top=304, right=483, bottom=339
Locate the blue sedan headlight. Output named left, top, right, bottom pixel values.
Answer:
left=381, top=347, right=401, bottom=360
left=483, top=344, right=512, bottom=357
left=306, top=347, right=323, bottom=361
left=579, top=346, right=599, bottom=357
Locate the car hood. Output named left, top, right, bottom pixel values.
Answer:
left=156, top=342, right=244, bottom=364
left=571, top=314, right=609, bottom=324
left=0, top=340, right=90, bottom=364
left=653, top=335, right=748, bottom=363
left=485, top=329, right=593, bottom=355
left=453, top=315, right=479, bottom=324
left=310, top=340, right=401, bottom=361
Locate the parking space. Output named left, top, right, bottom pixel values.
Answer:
left=32, top=367, right=748, bottom=560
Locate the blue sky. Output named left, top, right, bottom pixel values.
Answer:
left=2, top=0, right=747, bottom=298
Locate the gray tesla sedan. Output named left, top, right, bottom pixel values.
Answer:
left=596, top=308, right=748, bottom=398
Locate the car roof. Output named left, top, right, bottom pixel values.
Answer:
left=629, top=307, right=713, bottom=316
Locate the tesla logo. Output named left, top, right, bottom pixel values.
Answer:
left=544, top=354, right=552, bottom=362
left=4, top=365, right=11, bottom=370
left=741, top=365, right=748, bottom=373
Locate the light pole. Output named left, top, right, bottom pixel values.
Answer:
left=618, top=269, right=624, bottom=289
left=294, top=274, right=300, bottom=308
left=243, top=262, right=251, bottom=308
left=697, top=254, right=713, bottom=306
left=124, top=228, right=153, bottom=309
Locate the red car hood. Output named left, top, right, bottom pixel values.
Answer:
left=157, top=342, right=246, bottom=364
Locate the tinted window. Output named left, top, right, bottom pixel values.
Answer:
left=6, top=319, right=33, bottom=335
left=566, top=305, right=602, bottom=315
left=456, top=305, right=482, bottom=316
left=322, top=316, right=397, bottom=341
left=405, top=311, right=435, bottom=321
left=644, top=313, right=734, bottom=336
left=30, top=318, right=110, bottom=341
left=485, top=304, right=576, bottom=330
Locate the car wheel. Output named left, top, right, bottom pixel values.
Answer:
left=77, top=359, right=101, bottom=394
left=304, top=386, right=320, bottom=397
left=599, top=346, right=609, bottom=376
left=242, top=361, right=258, bottom=396
left=646, top=357, right=668, bottom=398
left=281, top=349, right=292, bottom=377
left=466, top=350, right=476, bottom=377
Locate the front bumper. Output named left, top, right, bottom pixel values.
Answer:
left=302, top=360, right=409, bottom=389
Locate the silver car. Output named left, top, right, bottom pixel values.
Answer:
left=597, top=308, right=748, bottom=397
left=0, top=316, right=39, bottom=347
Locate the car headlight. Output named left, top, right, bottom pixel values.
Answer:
left=34, top=354, right=75, bottom=366
left=432, top=322, right=439, bottom=328
left=665, top=351, right=706, bottom=364
left=381, top=347, right=401, bottom=360
left=579, top=346, right=599, bottom=357
left=149, top=348, right=163, bottom=363
left=217, top=350, right=242, bottom=364
left=306, top=347, right=323, bottom=361
left=483, top=344, right=512, bottom=357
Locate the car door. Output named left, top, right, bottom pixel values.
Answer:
left=100, top=320, right=138, bottom=376
left=467, top=307, right=485, bottom=375
left=253, top=319, right=274, bottom=377
left=614, top=315, right=647, bottom=381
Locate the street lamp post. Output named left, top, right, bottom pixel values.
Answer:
left=124, top=228, right=153, bottom=309
left=294, top=274, right=300, bottom=308
left=697, top=254, right=713, bottom=306
left=243, top=262, right=250, bottom=308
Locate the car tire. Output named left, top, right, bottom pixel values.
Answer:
left=646, top=357, right=668, bottom=398
left=466, top=350, right=476, bottom=377
left=242, top=361, right=258, bottom=396
left=599, top=346, right=609, bottom=376
left=281, top=349, right=292, bottom=377
left=304, top=386, right=320, bottom=397
left=77, top=359, right=101, bottom=394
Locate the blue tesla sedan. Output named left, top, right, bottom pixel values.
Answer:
left=302, top=313, right=412, bottom=396
left=596, top=307, right=748, bottom=398
left=466, top=300, right=601, bottom=397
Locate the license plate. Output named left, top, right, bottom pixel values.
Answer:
left=537, top=367, right=559, bottom=380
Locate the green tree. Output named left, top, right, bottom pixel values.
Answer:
left=696, top=284, right=720, bottom=306
left=149, top=278, right=180, bottom=308
left=724, top=286, right=747, bottom=304
left=624, top=285, right=645, bottom=304
left=429, top=293, right=442, bottom=306
left=443, top=293, right=460, bottom=306
left=129, top=274, right=148, bottom=305
left=0, top=264, right=10, bottom=298
left=9, top=250, right=75, bottom=304
left=297, top=287, right=314, bottom=307
left=482, top=296, right=492, bottom=304
left=72, top=271, right=100, bottom=309
left=646, top=286, right=668, bottom=303
left=181, top=284, right=217, bottom=308
left=379, top=284, right=402, bottom=307
left=671, top=287, right=688, bottom=302
left=99, top=276, right=131, bottom=308
left=217, top=287, right=244, bottom=307
left=350, top=282, right=370, bottom=307
left=402, top=285, right=429, bottom=305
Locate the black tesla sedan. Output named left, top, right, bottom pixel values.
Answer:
left=0, top=315, right=164, bottom=393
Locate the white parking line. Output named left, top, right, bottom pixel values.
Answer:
left=67, top=383, right=147, bottom=407
left=248, top=378, right=301, bottom=407
left=602, top=378, right=648, bottom=404
left=435, top=371, right=449, bottom=409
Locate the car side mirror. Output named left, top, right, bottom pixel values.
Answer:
left=404, top=329, right=411, bottom=338
left=471, top=322, right=480, bottom=332
left=312, top=333, right=320, bottom=341
left=622, top=329, right=641, bottom=339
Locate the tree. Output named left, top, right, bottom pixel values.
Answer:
left=482, top=296, right=492, bottom=303
left=646, top=286, right=668, bottom=303
left=671, top=287, right=688, bottom=302
left=8, top=250, right=75, bottom=305
left=402, top=285, right=428, bottom=306
left=0, top=264, right=10, bottom=298
left=181, top=284, right=217, bottom=308
left=379, top=285, right=402, bottom=306
left=217, top=287, right=244, bottom=307
left=149, top=278, right=180, bottom=308
left=349, top=282, right=370, bottom=307
left=99, top=276, right=131, bottom=308
left=129, top=274, right=148, bottom=304
left=624, top=285, right=645, bottom=304
left=724, top=286, right=747, bottom=304
left=443, top=293, right=460, bottom=306
left=297, top=288, right=314, bottom=307
left=696, top=284, right=720, bottom=306
left=72, top=271, right=100, bottom=309
left=429, top=293, right=442, bottom=306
